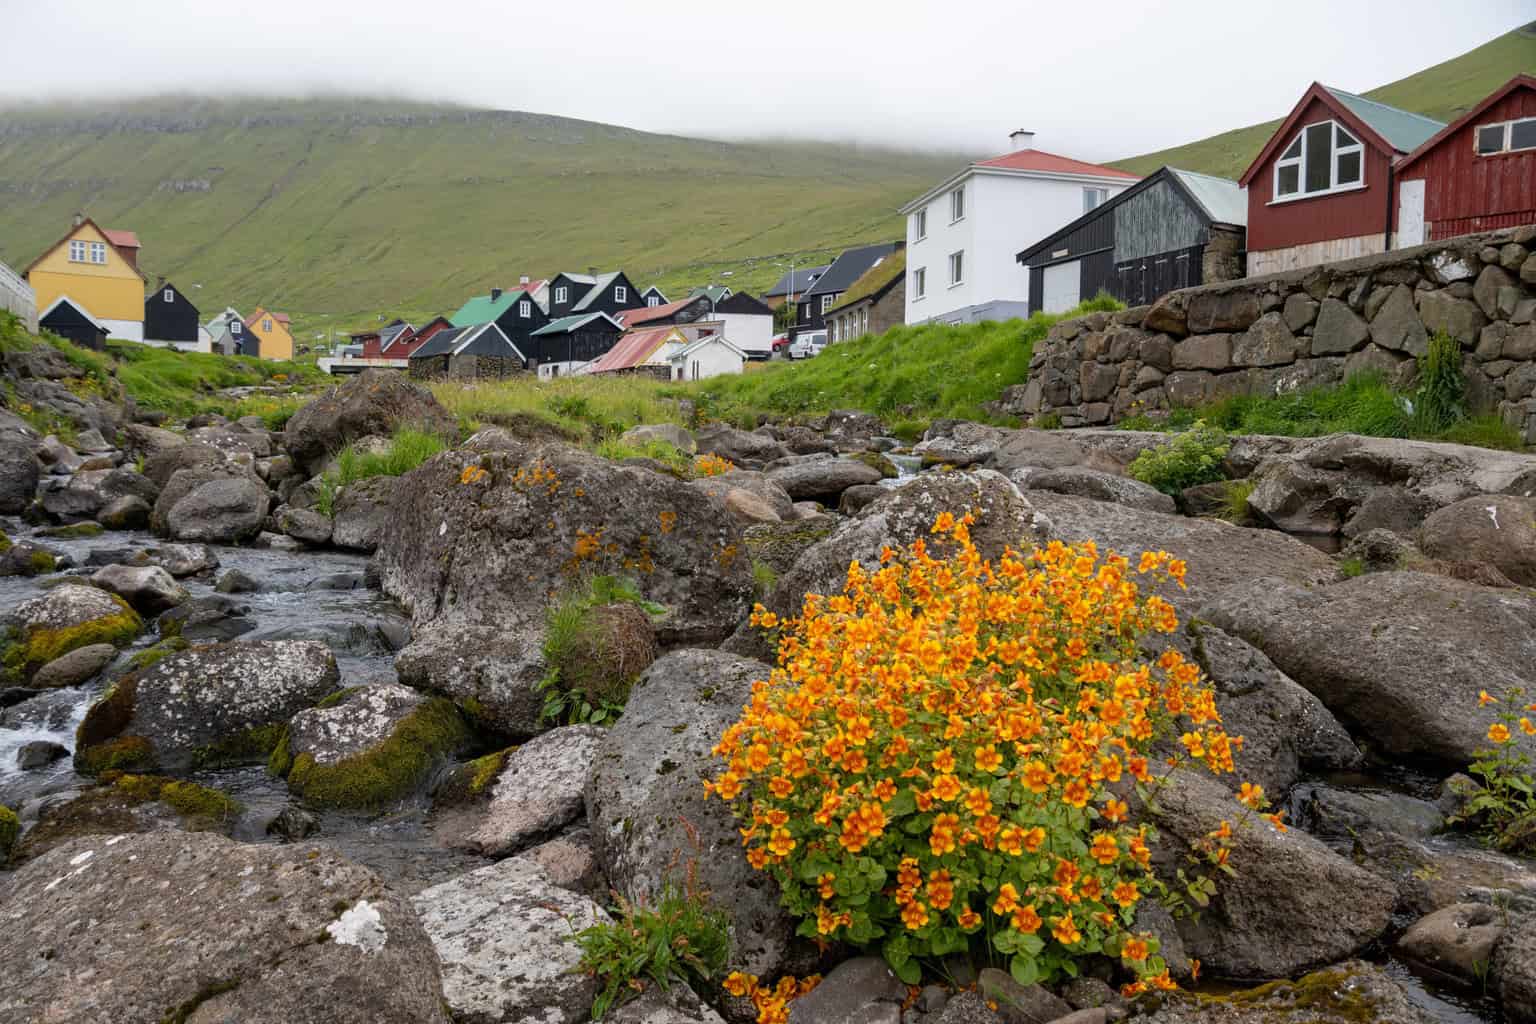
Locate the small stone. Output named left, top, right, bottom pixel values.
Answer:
left=30, top=643, right=118, bottom=689
left=17, top=739, right=69, bottom=770
left=977, top=968, right=1072, bottom=1024
left=265, top=805, right=319, bottom=842
left=215, top=569, right=262, bottom=594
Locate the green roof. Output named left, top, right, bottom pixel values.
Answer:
left=1323, top=87, right=1444, bottom=153
left=450, top=289, right=528, bottom=327
left=531, top=312, right=615, bottom=336
left=828, top=248, right=905, bottom=313
left=689, top=285, right=731, bottom=303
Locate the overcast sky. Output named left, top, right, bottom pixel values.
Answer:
left=2, top=1, right=1532, bottom=160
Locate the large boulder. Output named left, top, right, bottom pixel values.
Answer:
left=1141, top=772, right=1396, bottom=978
left=1497, top=914, right=1536, bottom=1024
left=284, top=370, right=458, bottom=475
left=74, top=639, right=340, bottom=776
left=412, top=856, right=607, bottom=1024
left=374, top=441, right=753, bottom=646
left=690, top=469, right=796, bottom=523
left=0, top=432, right=41, bottom=514
left=331, top=475, right=395, bottom=552
left=279, top=682, right=469, bottom=808
left=164, top=475, right=270, bottom=543
left=443, top=724, right=604, bottom=857
left=142, top=441, right=221, bottom=489
left=1201, top=572, right=1536, bottom=764
left=587, top=649, right=805, bottom=978
left=394, top=624, right=545, bottom=737
left=764, top=455, right=884, bottom=504
left=1011, top=465, right=1177, bottom=514
left=1396, top=903, right=1505, bottom=986
left=30, top=642, right=118, bottom=689
left=1136, top=962, right=1433, bottom=1023
left=9, top=773, right=242, bottom=865
left=694, top=424, right=792, bottom=467
left=40, top=467, right=158, bottom=522
left=89, top=564, right=188, bottom=614
left=1, top=583, right=142, bottom=685
left=1418, top=494, right=1536, bottom=586
left=0, top=832, right=450, bottom=1024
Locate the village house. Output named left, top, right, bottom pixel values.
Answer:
left=669, top=332, right=748, bottom=381
left=582, top=325, right=692, bottom=379
left=1016, top=166, right=1247, bottom=313
left=824, top=248, right=907, bottom=343
left=211, top=317, right=254, bottom=357
left=407, top=322, right=527, bottom=380
left=900, top=132, right=1138, bottom=325
left=794, top=242, right=900, bottom=340
left=39, top=296, right=109, bottom=350
left=615, top=294, right=717, bottom=330
left=143, top=279, right=205, bottom=351
left=1394, top=74, right=1536, bottom=245
left=545, top=271, right=644, bottom=319
left=689, top=285, right=732, bottom=305
left=763, top=264, right=828, bottom=310
left=451, top=287, right=550, bottom=357
left=0, top=256, right=37, bottom=331
left=1239, top=84, right=1442, bottom=275
left=22, top=215, right=148, bottom=341
left=241, top=307, right=295, bottom=360
left=639, top=285, right=669, bottom=307
left=707, top=291, right=776, bottom=356
left=528, top=312, right=626, bottom=378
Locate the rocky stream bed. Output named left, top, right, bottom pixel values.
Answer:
left=1, top=361, right=1536, bottom=1024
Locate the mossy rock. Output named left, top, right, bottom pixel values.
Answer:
left=38, top=522, right=104, bottom=539
left=284, top=692, right=471, bottom=810
left=12, top=773, right=240, bottom=864
left=1, top=591, right=142, bottom=685
left=850, top=451, right=899, bottom=479
left=432, top=747, right=513, bottom=809
left=0, top=805, right=18, bottom=863
left=551, top=602, right=658, bottom=705
left=189, top=722, right=292, bottom=771
left=126, top=635, right=190, bottom=671
left=0, top=530, right=11, bottom=554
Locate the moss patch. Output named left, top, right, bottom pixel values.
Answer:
left=1, top=596, right=143, bottom=684
left=28, top=549, right=58, bottom=575
left=39, top=522, right=104, bottom=539
left=0, top=530, right=11, bottom=554
left=75, top=735, right=157, bottom=775
left=0, top=805, right=19, bottom=863
left=850, top=451, right=898, bottom=478
left=433, top=747, right=513, bottom=808
left=128, top=636, right=190, bottom=671
left=286, top=697, right=470, bottom=809
left=75, top=673, right=142, bottom=769
left=105, top=773, right=242, bottom=827
left=189, top=722, right=292, bottom=771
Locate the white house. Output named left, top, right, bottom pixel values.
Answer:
left=669, top=333, right=748, bottom=380
left=899, top=131, right=1139, bottom=325
left=708, top=292, right=775, bottom=356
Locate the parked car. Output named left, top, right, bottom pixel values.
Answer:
left=789, top=331, right=827, bottom=359
left=770, top=334, right=791, bottom=358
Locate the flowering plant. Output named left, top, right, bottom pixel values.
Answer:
left=693, top=453, right=736, bottom=477
left=1449, top=688, right=1536, bottom=852
left=709, top=513, right=1243, bottom=990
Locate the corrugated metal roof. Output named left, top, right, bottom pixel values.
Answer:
left=616, top=296, right=707, bottom=328
left=531, top=312, right=620, bottom=336
left=409, top=326, right=469, bottom=358
left=450, top=289, right=529, bottom=327
left=101, top=228, right=141, bottom=249
left=1323, top=87, right=1444, bottom=153
left=585, top=326, right=681, bottom=373
left=1168, top=168, right=1247, bottom=226
left=765, top=264, right=830, bottom=296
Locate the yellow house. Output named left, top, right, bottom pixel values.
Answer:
left=243, top=307, right=295, bottom=361
left=24, top=216, right=147, bottom=341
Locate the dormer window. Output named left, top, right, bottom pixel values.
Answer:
left=1274, top=120, right=1363, bottom=200
left=615, top=286, right=627, bottom=303
left=554, top=286, right=569, bottom=304
left=648, top=295, right=660, bottom=307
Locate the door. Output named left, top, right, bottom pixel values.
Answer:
left=1041, top=261, right=1081, bottom=313
left=1397, top=179, right=1426, bottom=248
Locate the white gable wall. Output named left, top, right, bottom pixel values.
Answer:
left=672, top=338, right=745, bottom=380
left=714, top=311, right=772, bottom=353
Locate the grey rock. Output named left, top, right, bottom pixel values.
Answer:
left=98, top=493, right=152, bottom=530
left=142, top=442, right=222, bottom=490
left=276, top=504, right=332, bottom=545
left=1496, top=914, right=1536, bottom=1023
left=1418, top=494, right=1536, bottom=586
left=284, top=370, right=458, bottom=475
left=394, top=624, right=545, bottom=737
left=265, top=804, right=320, bottom=842
left=1367, top=284, right=1429, bottom=356
left=936, top=992, right=1004, bottom=1024
left=1292, top=783, right=1444, bottom=840
left=89, top=564, right=188, bottom=614
left=977, top=968, right=1072, bottom=1024
left=1417, top=290, right=1488, bottom=345
left=16, top=739, right=68, bottom=770
left=148, top=543, right=219, bottom=577
left=41, top=467, right=158, bottom=522
left=1310, top=298, right=1370, bottom=355
left=157, top=594, right=256, bottom=642
left=1397, top=903, right=1504, bottom=986
left=1282, top=293, right=1319, bottom=332
left=1171, top=333, right=1231, bottom=370
left=412, top=856, right=606, bottom=1024
left=766, top=457, right=884, bottom=503
left=838, top=483, right=888, bottom=515
left=523, top=830, right=604, bottom=894
left=447, top=724, right=605, bottom=856
left=1231, top=313, right=1298, bottom=367
left=1473, top=264, right=1517, bottom=318
left=691, top=470, right=795, bottom=523
left=3, top=584, right=140, bottom=682
left=164, top=475, right=270, bottom=543
left=0, top=433, right=41, bottom=514
left=609, top=985, right=728, bottom=1024
left=1186, top=290, right=1260, bottom=333
left=121, top=422, right=185, bottom=460
left=0, top=832, right=450, bottom=1024
left=789, top=956, right=906, bottom=1024
left=30, top=642, right=118, bottom=689
left=331, top=476, right=394, bottom=552
left=1013, top=466, right=1176, bottom=514
left=253, top=531, right=305, bottom=552
left=1133, top=961, right=1432, bottom=1023
left=695, top=424, right=792, bottom=466
left=215, top=569, right=262, bottom=593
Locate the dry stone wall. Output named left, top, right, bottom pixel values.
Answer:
left=1001, top=226, right=1536, bottom=442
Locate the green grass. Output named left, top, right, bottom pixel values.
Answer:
left=592, top=436, right=691, bottom=473
left=314, top=425, right=449, bottom=516
left=431, top=375, right=688, bottom=439
left=1115, top=23, right=1536, bottom=178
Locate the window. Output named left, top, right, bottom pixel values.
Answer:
left=913, top=208, right=928, bottom=241
left=519, top=300, right=531, bottom=318
left=555, top=286, right=568, bottom=304
left=1083, top=187, right=1108, bottom=213
left=263, top=319, right=273, bottom=333
left=821, top=294, right=834, bottom=313
left=231, top=321, right=242, bottom=334
left=950, top=187, right=965, bottom=222
left=1273, top=119, right=1363, bottom=200
left=1476, top=117, right=1536, bottom=156
left=68, top=240, right=88, bottom=262
left=647, top=295, right=660, bottom=307
left=163, top=289, right=174, bottom=303
left=913, top=267, right=926, bottom=299
left=89, top=242, right=107, bottom=264
left=949, top=250, right=964, bottom=286
left=615, top=286, right=627, bottom=302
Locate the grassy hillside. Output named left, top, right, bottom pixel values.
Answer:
left=1114, top=22, right=1536, bottom=179
left=0, top=97, right=965, bottom=342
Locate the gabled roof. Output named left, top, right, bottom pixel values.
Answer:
left=450, top=289, right=530, bottom=327
left=805, top=242, right=899, bottom=298
left=668, top=334, right=748, bottom=362
left=1397, top=74, right=1536, bottom=173
left=616, top=295, right=711, bottom=328
left=714, top=291, right=775, bottom=316
left=379, top=321, right=414, bottom=346
left=445, top=322, right=526, bottom=362
left=22, top=216, right=149, bottom=280
left=827, top=248, right=907, bottom=315
left=1239, top=82, right=1445, bottom=186
left=39, top=294, right=107, bottom=330
left=101, top=228, right=140, bottom=250
left=640, top=285, right=669, bottom=302
left=244, top=309, right=291, bottom=330
left=552, top=272, right=597, bottom=287
left=530, top=312, right=625, bottom=337
left=765, top=265, right=830, bottom=297
left=585, top=326, right=686, bottom=373
left=689, top=285, right=732, bottom=304
left=900, top=149, right=1140, bottom=214
left=409, top=325, right=470, bottom=358
left=571, top=271, right=628, bottom=311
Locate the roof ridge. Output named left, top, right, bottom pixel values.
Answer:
left=1321, top=85, right=1444, bottom=126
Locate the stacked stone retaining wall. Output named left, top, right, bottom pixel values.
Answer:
left=1002, top=226, right=1536, bottom=442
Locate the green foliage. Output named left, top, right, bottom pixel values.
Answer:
left=283, top=696, right=470, bottom=809
left=313, top=424, right=449, bottom=517
left=594, top=437, right=690, bottom=474
left=0, top=804, right=18, bottom=862
left=752, top=559, right=778, bottom=598
left=432, top=375, right=684, bottom=440
left=1217, top=479, right=1255, bottom=524
left=1127, top=421, right=1231, bottom=495
left=1338, top=557, right=1365, bottom=579
left=540, top=575, right=663, bottom=727
left=105, top=339, right=323, bottom=417
left=1448, top=687, right=1536, bottom=854
left=127, top=636, right=190, bottom=671
left=433, top=748, right=513, bottom=808
left=1413, top=332, right=1466, bottom=434
left=573, top=876, right=732, bottom=1020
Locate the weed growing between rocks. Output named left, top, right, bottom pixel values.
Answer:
left=573, top=866, right=733, bottom=1020
left=1412, top=331, right=1466, bottom=435
left=710, top=514, right=1277, bottom=993
left=1127, top=421, right=1230, bottom=496
left=594, top=437, right=692, bottom=474
left=540, top=575, right=664, bottom=726
left=1448, top=688, right=1536, bottom=853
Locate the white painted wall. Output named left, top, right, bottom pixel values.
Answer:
left=99, top=317, right=143, bottom=342
left=671, top=338, right=745, bottom=380
left=903, top=169, right=1133, bottom=325
left=0, top=259, right=37, bottom=332
left=715, top=312, right=772, bottom=353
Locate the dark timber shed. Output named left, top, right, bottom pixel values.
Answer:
left=1016, top=166, right=1248, bottom=314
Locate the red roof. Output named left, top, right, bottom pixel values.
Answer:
left=975, top=149, right=1139, bottom=179
left=101, top=228, right=140, bottom=249
left=244, top=309, right=292, bottom=329
left=617, top=297, right=701, bottom=328
left=586, top=327, right=678, bottom=373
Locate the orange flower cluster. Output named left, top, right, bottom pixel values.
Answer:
left=722, top=971, right=820, bottom=1024
left=459, top=464, right=489, bottom=485
left=709, top=513, right=1240, bottom=987
left=694, top=453, right=736, bottom=477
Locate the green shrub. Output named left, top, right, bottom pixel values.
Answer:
left=539, top=575, right=665, bottom=726
left=1448, top=687, right=1536, bottom=854
left=594, top=437, right=690, bottom=473
left=1217, top=479, right=1255, bottom=524
left=1413, top=332, right=1466, bottom=434
left=1338, top=557, right=1365, bottom=579
left=314, top=424, right=449, bottom=515
left=1127, top=420, right=1230, bottom=495
left=573, top=875, right=731, bottom=1020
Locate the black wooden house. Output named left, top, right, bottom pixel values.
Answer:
left=1015, top=167, right=1247, bottom=314
left=39, top=296, right=109, bottom=351
left=546, top=271, right=644, bottom=319
left=528, top=312, right=625, bottom=376
left=794, top=242, right=900, bottom=340
left=144, top=280, right=202, bottom=347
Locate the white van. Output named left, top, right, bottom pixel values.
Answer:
left=789, top=331, right=827, bottom=359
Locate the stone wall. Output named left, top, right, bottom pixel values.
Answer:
left=1001, top=226, right=1536, bottom=441
left=1202, top=224, right=1245, bottom=285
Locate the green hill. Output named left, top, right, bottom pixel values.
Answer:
left=1114, top=22, right=1536, bottom=179
left=0, top=96, right=966, bottom=340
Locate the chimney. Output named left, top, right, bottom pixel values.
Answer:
left=519, top=275, right=530, bottom=285
left=588, top=266, right=598, bottom=277
left=72, top=212, right=84, bottom=228
left=490, top=287, right=503, bottom=301
left=1009, top=129, right=1035, bottom=151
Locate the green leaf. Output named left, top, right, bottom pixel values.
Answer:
left=891, top=956, right=922, bottom=986
left=886, top=789, right=917, bottom=818
left=1016, top=932, right=1045, bottom=956
left=1009, top=954, right=1040, bottom=988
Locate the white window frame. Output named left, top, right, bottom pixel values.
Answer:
left=89, top=242, right=108, bottom=264
left=263, top=318, right=273, bottom=333
left=68, top=240, right=88, bottom=263
left=648, top=295, right=660, bottom=307
left=615, top=285, right=627, bottom=303
left=948, top=250, right=964, bottom=287
left=519, top=300, right=531, bottom=317
left=950, top=187, right=965, bottom=223
left=554, top=286, right=569, bottom=304
left=1271, top=118, right=1365, bottom=203
left=912, top=267, right=926, bottom=300
left=1083, top=187, right=1108, bottom=213
left=1475, top=116, right=1536, bottom=156
left=164, top=289, right=174, bottom=303
left=821, top=294, right=834, bottom=313
left=912, top=208, right=928, bottom=241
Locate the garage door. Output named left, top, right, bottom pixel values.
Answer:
left=1042, top=261, right=1081, bottom=313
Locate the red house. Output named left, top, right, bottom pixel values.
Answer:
left=1240, top=83, right=1443, bottom=275
left=1394, top=75, right=1536, bottom=245
left=389, top=316, right=453, bottom=358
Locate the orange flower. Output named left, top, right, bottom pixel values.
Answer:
left=1089, top=833, right=1119, bottom=865
left=1489, top=723, right=1512, bottom=744
left=1011, top=904, right=1043, bottom=933
left=724, top=971, right=755, bottom=997
left=1122, top=937, right=1150, bottom=962
left=1051, top=913, right=1082, bottom=945
left=992, top=882, right=1020, bottom=915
